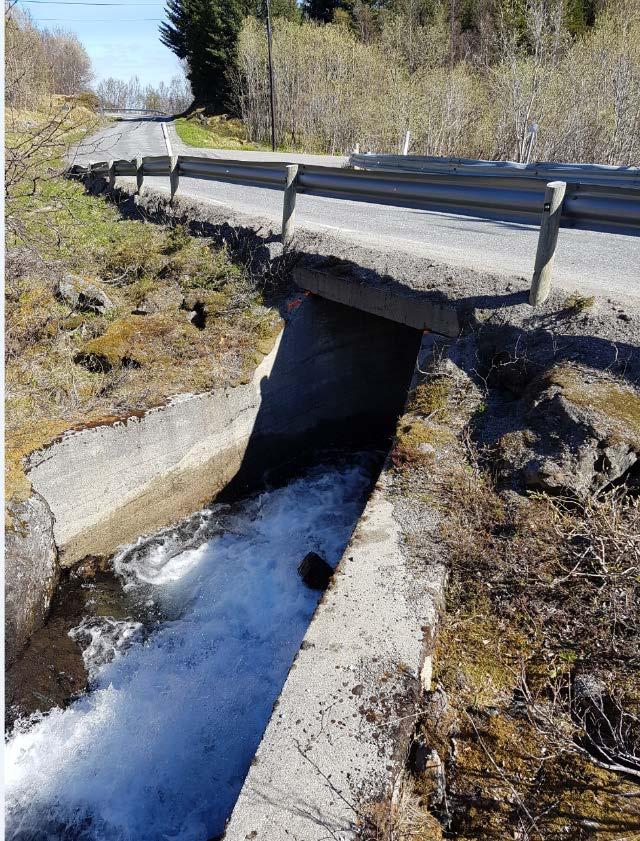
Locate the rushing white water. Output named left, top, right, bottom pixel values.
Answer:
left=5, top=456, right=375, bottom=841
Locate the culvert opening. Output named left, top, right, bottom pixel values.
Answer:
left=5, top=298, right=423, bottom=841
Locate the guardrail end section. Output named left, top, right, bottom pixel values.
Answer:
left=529, top=180, right=567, bottom=307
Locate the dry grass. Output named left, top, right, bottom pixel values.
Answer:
left=418, top=466, right=640, bottom=838
left=378, top=348, right=640, bottom=839
left=5, top=110, right=283, bottom=506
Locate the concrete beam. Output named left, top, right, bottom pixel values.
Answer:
left=295, top=265, right=460, bottom=337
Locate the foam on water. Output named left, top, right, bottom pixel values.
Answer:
left=5, top=456, right=375, bottom=841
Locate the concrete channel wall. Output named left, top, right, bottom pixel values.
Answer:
left=6, top=294, right=422, bottom=671
left=224, top=333, right=445, bottom=841
left=26, top=296, right=421, bottom=568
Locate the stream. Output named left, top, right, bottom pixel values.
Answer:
left=5, top=451, right=380, bottom=841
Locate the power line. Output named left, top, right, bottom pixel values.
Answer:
left=22, top=0, right=161, bottom=5
left=32, top=15, right=162, bottom=18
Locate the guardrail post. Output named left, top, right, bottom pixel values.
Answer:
left=136, top=156, right=144, bottom=195
left=282, top=164, right=298, bottom=250
left=169, top=155, right=179, bottom=202
left=107, top=160, right=115, bottom=190
left=529, top=180, right=566, bottom=306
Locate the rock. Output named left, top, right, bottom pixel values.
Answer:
left=74, top=313, right=179, bottom=371
left=71, top=555, right=111, bottom=580
left=5, top=493, right=59, bottom=667
left=297, top=551, right=333, bottom=590
left=496, top=364, right=640, bottom=496
left=132, top=283, right=183, bottom=316
left=57, top=273, right=114, bottom=314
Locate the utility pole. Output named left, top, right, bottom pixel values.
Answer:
left=264, top=0, right=276, bottom=152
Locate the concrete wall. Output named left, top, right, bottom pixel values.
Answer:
left=224, top=332, right=447, bottom=841
left=26, top=296, right=422, bottom=568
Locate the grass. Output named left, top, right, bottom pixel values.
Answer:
left=563, top=291, right=596, bottom=313
left=365, top=353, right=640, bottom=839
left=174, top=114, right=272, bottom=151
left=5, top=106, right=283, bottom=508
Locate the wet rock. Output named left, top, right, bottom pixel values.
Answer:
left=57, top=273, right=114, bottom=314
left=297, top=551, right=333, bottom=590
left=5, top=493, right=59, bottom=667
left=71, top=554, right=111, bottom=580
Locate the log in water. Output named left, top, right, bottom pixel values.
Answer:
left=5, top=453, right=379, bottom=841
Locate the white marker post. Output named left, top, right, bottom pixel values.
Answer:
left=282, top=164, right=298, bottom=251
left=136, top=156, right=144, bottom=195
left=529, top=181, right=566, bottom=306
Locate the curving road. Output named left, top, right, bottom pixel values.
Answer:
left=74, top=117, right=640, bottom=299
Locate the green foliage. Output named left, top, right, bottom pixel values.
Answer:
left=159, top=0, right=246, bottom=111
left=251, top=0, right=301, bottom=21
left=174, top=114, right=271, bottom=149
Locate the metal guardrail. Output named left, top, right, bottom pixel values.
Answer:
left=350, top=152, right=640, bottom=188
left=99, top=108, right=169, bottom=117
left=76, top=154, right=640, bottom=235
left=73, top=153, right=639, bottom=308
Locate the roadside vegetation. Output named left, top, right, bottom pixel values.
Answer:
left=235, top=0, right=640, bottom=162
left=365, top=353, right=640, bottom=839
left=5, top=101, right=282, bottom=508
left=174, top=113, right=271, bottom=151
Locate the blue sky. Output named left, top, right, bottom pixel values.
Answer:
left=19, top=0, right=183, bottom=85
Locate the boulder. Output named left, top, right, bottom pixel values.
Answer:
left=297, top=551, right=333, bottom=590
left=57, top=273, right=114, bottom=314
left=497, top=364, right=640, bottom=496
left=132, top=283, right=183, bottom=316
left=5, top=493, right=59, bottom=667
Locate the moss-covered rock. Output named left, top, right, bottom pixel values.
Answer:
left=497, top=363, right=640, bottom=495
left=57, top=273, right=114, bottom=314
left=74, top=313, right=192, bottom=371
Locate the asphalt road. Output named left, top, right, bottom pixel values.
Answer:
left=75, top=117, right=640, bottom=298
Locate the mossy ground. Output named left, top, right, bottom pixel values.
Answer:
left=6, top=108, right=283, bottom=507
left=369, top=354, right=640, bottom=840
left=174, top=114, right=272, bottom=151
left=541, top=362, right=640, bottom=445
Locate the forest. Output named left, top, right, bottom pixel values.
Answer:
left=230, top=0, right=640, bottom=161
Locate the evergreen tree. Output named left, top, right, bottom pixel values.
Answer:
left=160, top=0, right=247, bottom=111
left=251, top=0, right=301, bottom=21
left=302, top=0, right=341, bottom=22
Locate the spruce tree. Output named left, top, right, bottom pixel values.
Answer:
left=160, top=0, right=247, bottom=112
left=302, top=0, right=342, bottom=22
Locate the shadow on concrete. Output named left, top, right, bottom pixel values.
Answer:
left=218, top=293, right=423, bottom=499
